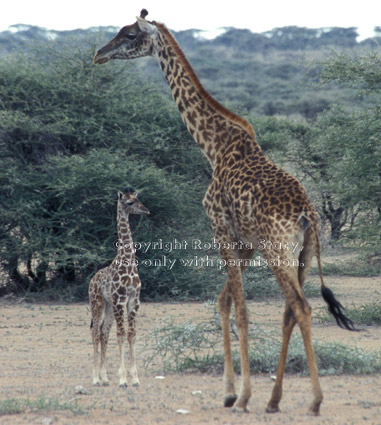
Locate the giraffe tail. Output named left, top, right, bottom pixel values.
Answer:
left=314, top=227, right=357, bottom=331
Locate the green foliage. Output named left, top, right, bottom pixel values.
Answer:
left=316, top=51, right=381, bottom=91
left=310, top=255, right=381, bottom=277
left=0, top=43, right=214, bottom=300
left=314, top=343, right=381, bottom=375
left=0, top=396, right=84, bottom=416
left=289, top=52, right=381, bottom=248
left=143, top=317, right=221, bottom=373
left=1, top=31, right=380, bottom=301
left=142, top=311, right=381, bottom=375
left=0, top=398, right=24, bottom=415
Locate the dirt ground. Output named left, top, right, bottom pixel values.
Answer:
left=0, top=270, right=380, bottom=425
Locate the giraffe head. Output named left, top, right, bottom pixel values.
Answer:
left=94, top=9, right=158, bottom=64
left=118, top=186, right=150, bottom=216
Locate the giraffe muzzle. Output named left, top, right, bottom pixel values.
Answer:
left=93, top=49, right=110, bottom=64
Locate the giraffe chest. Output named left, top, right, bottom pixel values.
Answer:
left=99, top=264, right=141, bottom=303
left=203, top=179, right=258, bottom=243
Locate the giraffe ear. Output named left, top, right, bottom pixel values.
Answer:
left=133, top=191, right=139, bottom=198
left=118, top=191, right=123, bottom=200
left=136, top=16, right=156, bottom=35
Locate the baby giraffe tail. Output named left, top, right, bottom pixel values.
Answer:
left=315, top=238, right=356, bottom=331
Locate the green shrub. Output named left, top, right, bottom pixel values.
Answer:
left=143, top=311, right=381, bottom=375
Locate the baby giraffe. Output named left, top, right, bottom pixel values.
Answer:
left=89, top=187, right=149, bottom=387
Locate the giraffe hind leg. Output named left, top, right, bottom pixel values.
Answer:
left=267, top=239, right=315, bottom=412
left=90, top=294, right=104, bottom=386
left=230, top=274, right=251, bottom=413
left=99, top=301, right=113, bottom=386
left=266, top=303, right=296, bottom=413
left=268, top=259, right=323, bottom=415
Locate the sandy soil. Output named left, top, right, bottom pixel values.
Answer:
left=0, top=271, right=380, bottom=425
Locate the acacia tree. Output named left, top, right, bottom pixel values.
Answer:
left=293, top=52, right=381, bottom=248
left=0, top=42, right=212, bottom=299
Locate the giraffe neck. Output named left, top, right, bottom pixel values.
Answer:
left=153, top=24, right=257, bottom=169
left=116, top=208, right=135, bottom=261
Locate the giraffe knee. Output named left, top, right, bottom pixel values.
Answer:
left=218, top=288, right=233, bottom=315
left=291, top=300, right=312, bottom=330
left=116, top=321, right=126, bottom=340
left=128, top=329, right=136, bottom=344
left=284, top=306, right=296, bottom=327
left=235, top=304, right=249, bottom=329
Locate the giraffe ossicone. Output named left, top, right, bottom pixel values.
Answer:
left=94, top=11, right=355, bottom=414
left=89, top=187, right=149, bottom=388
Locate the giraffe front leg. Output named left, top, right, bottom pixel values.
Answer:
left=231, top=277, right=251, bottom=413
left=128, top=300, right=140, bottom=387
left=219, top=259, right=251, bottom=413
left=128, top=328, right=139, bottom=386
left=118, top=338, right=128, bottom=387
left=209, top=218, right=252, bottom=412
left=92, top=330, right=101, bottom=386
left=114, top=304, right=128, bottom=387
left=218, top=282, right=237, bottom=407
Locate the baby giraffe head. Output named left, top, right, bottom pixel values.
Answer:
left=118, top=186, right=150, bottom=216
left=94, top=9, right=158, bottom=64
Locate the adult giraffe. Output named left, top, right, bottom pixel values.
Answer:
left=94, top=9, right=355, bottom=415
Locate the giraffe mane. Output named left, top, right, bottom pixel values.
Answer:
left=155, top=22, right=256, bottom=141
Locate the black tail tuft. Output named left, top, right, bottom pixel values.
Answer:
left=321, top=286, right=357, bottom=331
left=90, top=319, right=93, bottom=329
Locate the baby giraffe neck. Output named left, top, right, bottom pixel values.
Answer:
left=117, top=210, right=134, bottom=260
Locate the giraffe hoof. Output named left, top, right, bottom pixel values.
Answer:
left=119, top=382, right=128, bottom=388
left=132, top=382, right=140, bottom=388
left=266, top=406, right=280, bottom=414
left=232, top=405, right=250, bottom=414
left=224, top=394, right=237, bottom=408
left=308, top=400, right=322, bottom=416
left=101, top=381, right=110, bottom=387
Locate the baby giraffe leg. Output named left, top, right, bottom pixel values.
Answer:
left=91, top=322, right=101, bottom=386
left=90, top=296, right=104, bottom=386
left=113, top=303, right=128, bottom=387
left=127, top=301, right=140, bottom=386
left=99, top=302, right=113, bottom=385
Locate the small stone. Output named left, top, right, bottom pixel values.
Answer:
left=155, top=376, right=165, bottom=380
left=270, top=375, right=277, bottom=381
left=191, top=390, right=202, bottom=395
left=42, top=418, right=54, bottom=425
left=176, top=409, right=190, bottom=415
left=74, top=385, right=89, bottom=395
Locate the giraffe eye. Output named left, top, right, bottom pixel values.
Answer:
left=126, top=200, right=134, bottom=205
left=126, top=33, right=137, bottom=41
